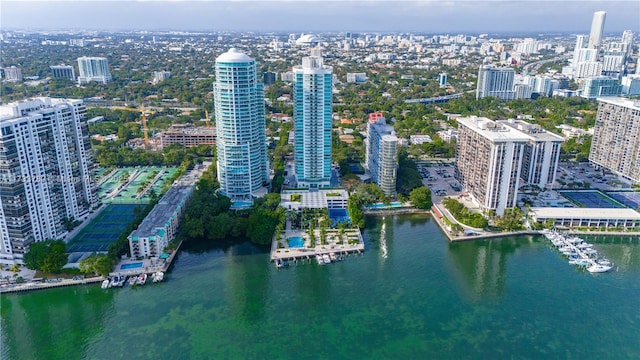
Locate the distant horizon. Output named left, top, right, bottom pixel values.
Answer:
left=1, top=1, right=638, bottom=34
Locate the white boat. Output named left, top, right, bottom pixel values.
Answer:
left=109, top=275, right=120, bottom=288
left=275, top=259, right=284, bottom=268
left=129, top=275, right=138, bottom=286
left=329, top=253, right=337, bottom=262
left=587, top=264, right=613, bottom=273
left=597, top=258, right=612, bottom=266
left=152, top=272, right=164, bottom=282
left=322, top=254, right=331, bottom=264
left=316, top=255, right=325, bottom=265
left=136, top=273, right=148, bottom=285
left=101, top=279, right=110, bottom=289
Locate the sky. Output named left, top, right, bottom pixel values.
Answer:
left=1, top=1, right=639, bottom=33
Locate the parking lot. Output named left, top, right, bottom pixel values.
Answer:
left=415, top=160, right=462, bottom=201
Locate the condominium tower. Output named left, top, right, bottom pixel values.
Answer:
left=213, top=48, right=268, bottom=201
left=0, top=98, right=96, bottom=265
left=476, top=65, right=515, bottom=100
left=589, top=97, right=640, bottom=182
left=293, top=48, right=333, bottom=188
left=77, top=56, right=112, bottom=84
left=50, top=65, right=76, bottom=81
left=365, top=113, right=398, bottom=196
left=588, top=11, right=606, bottom=50
left=455, top=117, right=563, bottom=215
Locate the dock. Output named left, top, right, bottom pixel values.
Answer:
left=0, top=276, right=104, bottom=294
left=270, top=228, right=365, bottom=264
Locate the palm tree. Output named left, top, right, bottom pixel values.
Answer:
left=9, top=264, right=20, bottom=278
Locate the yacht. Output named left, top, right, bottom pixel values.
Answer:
left=275, top=259, right=284, bottom=269
left=101, top=279, right=110, bottom=289
left=109, top=275, right=120, bottom=288
left=129, top=275, right=138, bottom=286
left=322, top=254, right=331, bottom=264
left=587, top=264, right=613, bottom=273
left=152, top=271, right=164, bottom=282
left=137, top=273, right=148, bottom=285
left=316, top=254, right=325, bottom=265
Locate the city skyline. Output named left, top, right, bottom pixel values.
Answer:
left=2, top=1, right=639, bottom=33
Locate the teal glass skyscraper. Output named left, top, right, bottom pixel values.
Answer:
left=293, top=48, right=333, bottom=188
left=214, top=48, right=268, bottom=201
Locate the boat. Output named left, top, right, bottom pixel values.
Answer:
left=275, top=259, right=284, bottom=269
left=109, top=275, right=120, bottom=288
left=128, top=275, right=138, bottom=286
left=329, top=253, right=337, bottom=262
left=136, top=273, right=148, bottom=285
left=152, top=271, right=164, bottom=282
left=597, top=258, right=612, bottom=266
left=101, top=279, right=110, bottom=289
left=322, top=254, right=331, bottom=264
left=587, top=264, right=613, bottom=273
left=316, top=254, right=325, bottom=265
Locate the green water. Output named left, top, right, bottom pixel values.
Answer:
left=2, top=215, right=640, bottom=359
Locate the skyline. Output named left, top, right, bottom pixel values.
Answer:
left=1, top=1, right=639, bottom=33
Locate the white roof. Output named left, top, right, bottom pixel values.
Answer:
left=458, top=116, right=531, bottom=142
left=296, top=34, right=319, bottom=45
left=597, top=97, right=640, bottom=111
left=531, top=207, right=640, bottom=220
left=216, top=48, right=252, bottom=63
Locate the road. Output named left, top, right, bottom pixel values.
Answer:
left=521, top=54, right=570, bottom=75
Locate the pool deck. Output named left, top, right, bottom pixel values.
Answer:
left=110, top=241, right=182, bottom=277
left=270, top=228, right=365, bottom=262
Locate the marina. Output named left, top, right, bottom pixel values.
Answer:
left=541, top=229, right=614, bottom=273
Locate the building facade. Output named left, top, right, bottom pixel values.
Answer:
left=0, top=98, right=96, bottom=265
left=365, top=113, right=398, bottom=196
left=160, top=124, right=216, bottom=148
left=476, top=65, right=515, bottom=100
left=590, top=97, right=640, bottom=182
left=580, top=77, right=622, bottom=99
left=77, top=57, right=112, bottom=84
left=588, top=11, right=606, bottom=50
left=213, top=48, right=268, bottom=201
left=50, top=65, right=76, bottom=81
left=498, top=120, right=563, bottom=189
left=3, top=66, right=23, bottom=82
left=293, top=48, right=333, bottom=188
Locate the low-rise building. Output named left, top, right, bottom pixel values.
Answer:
left=160, top=124, right=216, bottom=148
left=128, top=186, right=193, bottom=259
left=530, top=207, right=640, bottom=229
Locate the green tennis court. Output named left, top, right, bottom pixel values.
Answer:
left=67, top=204, right=142, bottom=252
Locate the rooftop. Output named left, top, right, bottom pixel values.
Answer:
left=457, top=116, right=530, bottom=142
left=216, top=48, right=253, bottom=63
left=597, top=97, right=640, bottom=110
left=498, top=119, right=564, bottom=142
left=131, top=186, right=193, bottom=238
left=531, top=207, right=640, bottom=220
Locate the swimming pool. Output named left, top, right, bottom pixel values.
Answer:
left=365, top=202, right=404, bottom=209
left=120, top=262, right=143, bottom=270
left=287, top=237, right=305, bottom=248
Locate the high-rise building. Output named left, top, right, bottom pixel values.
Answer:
left=292, top=48, right=333, bottom=189
left=580, top=77, right=622, bottom=99
left=621, top=75, right=640, bottom=95
left=152, top=71, right=171, bottom=84
left=0, top=98, right=96, bottom=265
left=476, top=65, right=515, bottom=100
left=50, top=65, right=75, bottom=80
left=573, top=35, right=587, bottom=62
left=590, top=98, right=640, bottom=182
left=366, top=113, right=398, bottom=196
left=77, top=56, right=112, bottom=84
left=498, top=120, right=563, bottom=189
left=439, top=73, right=448, bottom=88
left=455, top=117, right=562, bottom=215
left=3, top=66, right=23, bottom=82
left=263, top=72, right=276, bottom=85
left=622, top=30, right=634, bottom=56
left=213, top=48, right=268, bottom=201
left=588, top=11, right=606, bottom=50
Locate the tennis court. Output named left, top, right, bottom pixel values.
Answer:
left=560, top=190, right=625, bottom=209
left=606, top=191, right=640, bottom=210
left=95, top=166, right=178, bottom=204
left=67, top=204, right=142, bottom=252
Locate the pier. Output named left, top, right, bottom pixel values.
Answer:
left=270, top=228, right=365, bottom=264
left=541, top=229, right=614, bottom=273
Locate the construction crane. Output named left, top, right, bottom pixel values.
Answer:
left=205, top=109, right=211, bottom=128
left=141, top=104, right=149, bottom=149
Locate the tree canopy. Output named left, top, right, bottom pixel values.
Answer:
left=23, top=240, right=68, bottom=273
